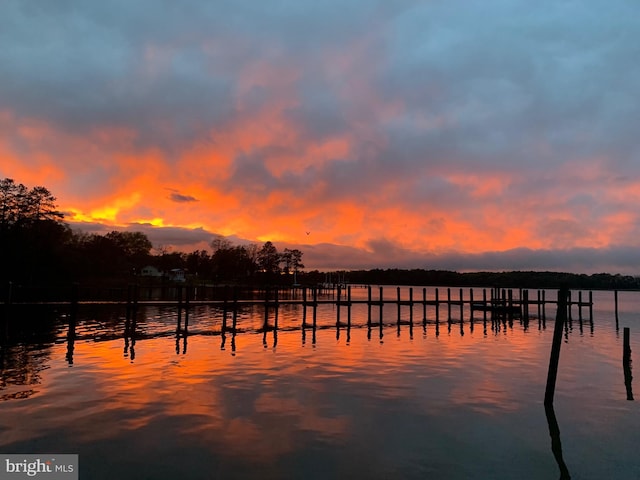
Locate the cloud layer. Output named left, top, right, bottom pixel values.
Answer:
left=2, top=0, right=639, bottom=272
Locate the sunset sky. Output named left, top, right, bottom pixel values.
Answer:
left=2, top=1, right=639, bottom=273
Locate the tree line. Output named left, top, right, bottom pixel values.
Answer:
left=0, top=178, right=303, bottom=286
left=341, top=268, right=640, bottom=290
left=2, top=177, right=637, bottom=291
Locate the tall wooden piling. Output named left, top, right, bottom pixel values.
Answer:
left=184, top=285, right=190, bottom=324
left=623, top=327, right=633, bottom=401
left=577, top=291, right=582, bottom=321
left=537, top=290, right=542, bottom=320
left=409, top=288, right=414, bottom=325
left=66, top=283, right=78, bottom=365
left=313, top=287, right=318, bottom=328
left=367, top=286, right=372, bottom=327
left=379, top=286, right=384, bottom=329
left=422, top=288, right=427, bottom=326
left=615, top=290, right=619, bottom=330
left=346, top=286, right=352, bottom=327
left=482, top=289, right=487, bottom=321
left=545, top=288, right=568, bottom=405
left=435, top=288, right=440, bottom=322
left=336, top=285, right=342, bottom=325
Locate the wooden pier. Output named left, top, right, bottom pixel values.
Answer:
left=2, top=283, right=597, bottom=330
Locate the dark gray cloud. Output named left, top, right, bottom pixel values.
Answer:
left=168, top=191, right=198, bottom=203
left=69, top=221, right=214, bottom=248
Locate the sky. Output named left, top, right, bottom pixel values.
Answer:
left=1, top=0, right=639, bottom=273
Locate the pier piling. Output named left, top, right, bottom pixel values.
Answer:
left=545, top=288, right=568, bottom=405
left=623, top=327, right=633, bottom=401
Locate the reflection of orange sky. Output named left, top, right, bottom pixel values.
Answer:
left=1, top=105, right=637, bottom=260
left=2, top=300, right=635, bottom=452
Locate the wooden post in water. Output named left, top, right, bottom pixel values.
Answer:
left=422, top=288, right=427, bottom=326
left=615, top=290, right=619, bottom=330
left=409, top=287, right=414, bottom=326
left=469, top=289, right=474, bottom=322
left=66, top=285, right=78, bottom=365
left=545, top=288, right=568, bottom=405
left=447, top=288, right=452, bottom=321
left=623, top=327, right=633, bottom=401
left=482, top=289, right=487, bottom=322
left=177, top=284, right=183, bottom=326
left=379, top=286, right=384, bottom=334
left=232, top=298, right=238, bottom=334
left=435, top=288, right=440, bottom=323
left=367, top=286, right=372, bottom=327
left=336, top=285, right=342, bottom=326
left=537, top=290, right=542, bottom=320
left=459, top=288, right=464, bottom=322
left=578, top=291, right=583, bottom=321
left=184, top=284, right=190, bottom=326
left=347, top=286, right=352, bottom=328
left=589, top=291, right=593, bottom=322
left=397, top=287, right=401, bottom=325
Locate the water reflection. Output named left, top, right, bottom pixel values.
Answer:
left=1, top=292, right=639, bottom=479
left=544, top=403, right=571, bottom=479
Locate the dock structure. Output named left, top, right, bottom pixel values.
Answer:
left=2, top=283, right=597, bottom=324
left=2, top=281, right=605, bottom=348
left=6, top=282, right=628, bottom=361
left=304, top=285, right=594, bottom=325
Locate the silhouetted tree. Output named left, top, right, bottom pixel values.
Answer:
left=211, top=245, right=254, bottom=281
left=104, top=231, right=152, bottom=267
left=0, top=179, right=62, bottom=228
left=184, top=250, right=211, bottom=277
left=281, top=248, right=304, bottom=283
left=211, top=234, right=232, bottom=253
left=255, top=241, right=281, bottom=283
left=0, top=178, right=68, bottom=284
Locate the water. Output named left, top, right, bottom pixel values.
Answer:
left=1, top=288, right=639, bottom=479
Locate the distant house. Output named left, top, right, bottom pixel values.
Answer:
left=140, top=265, right=163, bottom=277
left=168, top=268, right=186, bottom=282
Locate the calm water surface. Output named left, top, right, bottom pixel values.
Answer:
left=1, top=288, right=639, bottom=479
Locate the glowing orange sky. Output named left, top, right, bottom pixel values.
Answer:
left=2, top=1, right=640, bottom=272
